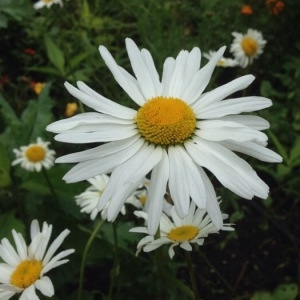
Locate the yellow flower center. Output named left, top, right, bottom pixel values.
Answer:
left=10, top=260, right=43, bottom=289
left=241, top=37, right=258, bottom=57
left=25, top=145, right=46, bottom=162
left=136, top=97, right=196, bottom=145
left=167, top=225, right=199, bottom=242
left=138, top=194, right=147, bottom=205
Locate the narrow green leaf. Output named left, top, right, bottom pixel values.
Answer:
left=44, top=35, right=65, bottom=75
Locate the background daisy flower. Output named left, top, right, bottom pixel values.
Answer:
left=130, top=202, right=234, bottom=259
left=230, top=29, right=267, bottom=68
left=12, top=137, right=56, bottom=172
left=0, top=220, right=74, bottom=300
left=203, top=50, right=239, bottom=67
left=47, top=38, right=281, bottom=234
left=33, top=0, right=64, bottom=9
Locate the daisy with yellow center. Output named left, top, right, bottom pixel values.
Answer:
left=12, top=137, right=56, bottom=172
left=33, top=0, right=64, bottom=9
left=0, top=220, right=74, bottom=299
left=47, top=38, right=282, bottom=235
left=203, top=50, right=238, bottom=68
left=130, top=202, right=234, bottom=259
left=230, top=29, right=267, bottom=68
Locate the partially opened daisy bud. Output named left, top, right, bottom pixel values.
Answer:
left=230, top=29, right=267, bottom=68
left=47, top=38, right=282, bottom=235
left=130, top=202, right=234, bottom=259
left=12, top=137, right=56, bottom=172
left=0, top=220, right=75, bottom=299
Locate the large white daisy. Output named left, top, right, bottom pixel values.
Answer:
left=12, top=137, right=56, bottom=172
left=47, top=38, right=282, bottom=234
left=130, top=202, right=234, bottom=259
left=230, top=29, right=267, bottom=68
left=0, top=220, right=74, bottom=300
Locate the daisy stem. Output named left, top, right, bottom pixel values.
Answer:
left=108, top=222, right=119, bottom=299
left=78, top=219, right=105, bottom=300
left=42, top=168, right=59, bottom=204
left=186, top=252, right=201, bottom=300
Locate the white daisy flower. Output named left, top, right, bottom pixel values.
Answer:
left=230, top=29, right=267, bottom=68
left=12, top=137, right=56, bottom=172
left=203, top=50, right=238, bottom=67
left=47, top=38, right=282, bottom=234
left=130, top=202, right=234, bottom=259
left=33, top=0, right=64, bottom=9
left=0, top=220, right=75, bottom=300
left=75, top=174, right=127, bottom=220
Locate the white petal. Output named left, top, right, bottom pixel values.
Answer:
left=99, top=45, right=146, bottom=106
left=183, top=46, right=226, bottom=104
left=186, top=139, right=269, bottom=199
left=198, top=96, right=272, bottom=119
left=192, top=74, right=255, bottom=112
left=20, top=285, right=39, bottom=300
left=216, top=115, right=270, bottom=130
left=126, top=38, right=158, bottom=99
left=35, top=276, right=54, bottom=297
left=220, top=140, right=283, bottom=162
left=62, top=137, right=144, bottom=183
left=196, top=120, right=268, bottom=143
left=147, top=150, right=169, bottom=235
left=180, top=241, right=192, bottom=251
left=161, top=57, right=176, bottom=96
left=64, top=81, right=136, bottom=119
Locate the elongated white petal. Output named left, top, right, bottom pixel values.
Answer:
left=126, top=38, right=158, bottom=99
left=196, top=120, right=268, bottom=143
left=192, top=75, right=255, bottom=112
left=161, top=57, right=176, bottom=96
left=198, top=96, right=272, bottom=119
left=62, top=137, right=144, bottom=183
left=54, top=125, right=137, bottom=143
left=56, top=136, right=140, bottom=163
left=220, top=140, right=283, bottom=162
left=99, top=45, right=146, bottom=106
left=64, top=81, right=136, bottom=119
left=216, top=115, right=270, bottom=130
left=147, top=150, right=169, bottom=235
left=183, top=46, right=226, bottom=104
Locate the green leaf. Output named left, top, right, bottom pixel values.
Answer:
left=289, top=138, right=300, bottom=165
left=44, top=35, right=65, bottom=75
left=0, top=142, right=11, bottom=187
left=0, top=212, right=26, bottom=243
left=0, top=12, right=8, bottom=28
left=251, top=291, right=272, bottom=300
left=272, top=283, right=298, bottom=300
left=0, top=93, right=20, bottom=125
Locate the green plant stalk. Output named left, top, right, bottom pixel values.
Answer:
left=78, top=219, right=105, bottom=300
left=186, top=252, right=201, bottom=300
left=107, top=222, right=120, bottom=299
left=42, top=168, right=59, bottom=204
left=268, top=130, right=289, bottom=163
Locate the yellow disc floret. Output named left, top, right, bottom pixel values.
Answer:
left=241, top=37, right=258, bottom=57
left=168, top=225, right=199, bottom=242
left=136, top=97, right=196, bottom=145
left=25, top=145, right=46, bottom=162
left=10, top=260, right=43, bottom=289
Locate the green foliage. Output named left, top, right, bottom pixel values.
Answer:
left=251, top=283, right=299, bottom=300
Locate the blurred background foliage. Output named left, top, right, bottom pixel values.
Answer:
left=0, top=0, right=299, bottom=299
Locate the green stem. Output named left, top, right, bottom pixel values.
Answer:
left=186, top=252, right=201, bottom=300
left=108, top=222, right=119, bottom=299
left=78, top=219, right=105, bottom=300
left=42, top=168, right=59, bottom=204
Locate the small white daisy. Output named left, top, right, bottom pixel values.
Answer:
left=0, top=220, right=74, bottom=300
left=75, top=174, right=127, bottom=220
left=47, top=38, right=282, bottom=234
left=230, top=29, right=267, bottom=68
left=12, top=137, right=56, bottom=172
left=33, top=0, right=64, bottom=9
left=130, top=202, right=234, bottom=259
left=203, top=50, right=238, bottom=67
